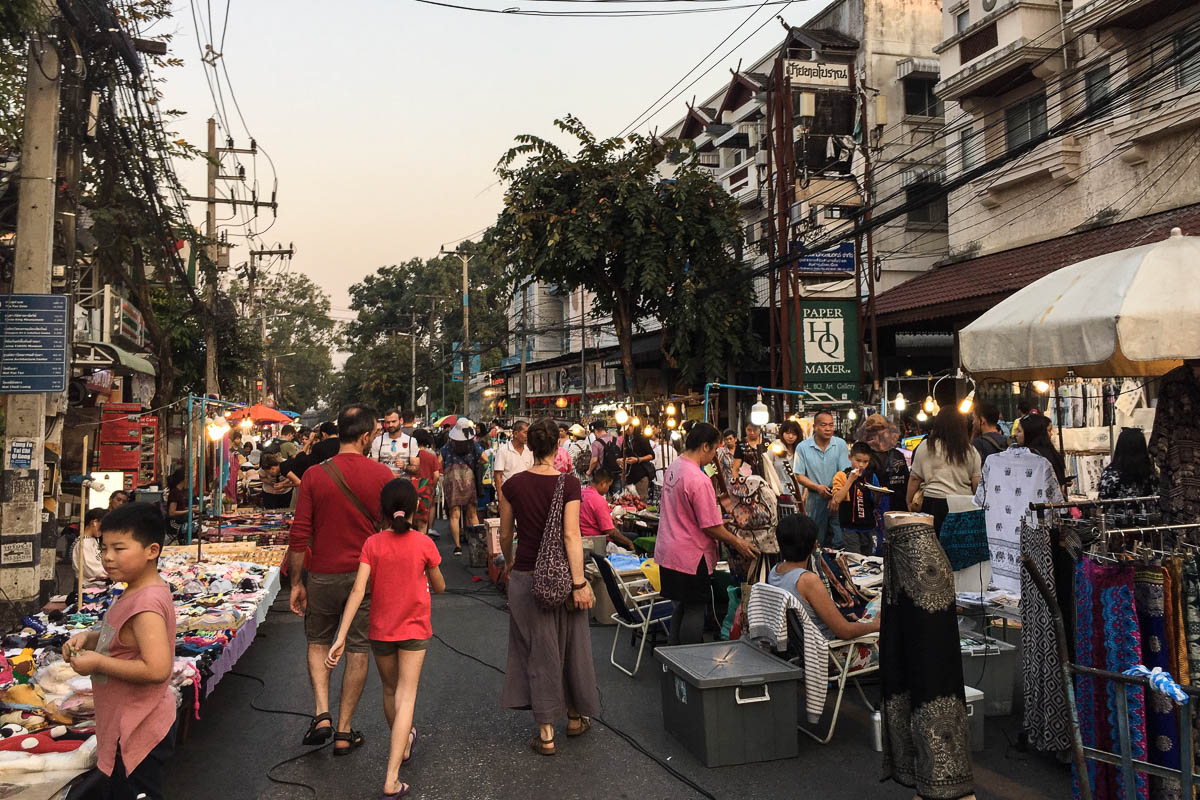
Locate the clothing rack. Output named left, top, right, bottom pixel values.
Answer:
left=1022, top=555, right=1200, bottom=800
left=1030, top=496, right=1160, bottom=513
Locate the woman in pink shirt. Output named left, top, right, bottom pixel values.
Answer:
left=654, top=422, right=758, bottom=645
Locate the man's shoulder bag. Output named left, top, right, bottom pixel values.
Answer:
left=320, top=460, right=380, bottom=532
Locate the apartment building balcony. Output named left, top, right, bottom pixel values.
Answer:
left=718, top=160, right=763, bottom=208
left=1066, top=0, right=1192, bottom=43
left=935, top=0, right=1067, bottom=105
left=971, top=135, right=1083, bottom=207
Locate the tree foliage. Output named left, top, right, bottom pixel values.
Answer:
left=489, top=115, right=755, bottom=392
left=228, top=272, right=336, bottom=412
left=334, top=249, right=510, bottom=414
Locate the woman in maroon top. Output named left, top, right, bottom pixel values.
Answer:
left=499, top=417, right=599, bottom=756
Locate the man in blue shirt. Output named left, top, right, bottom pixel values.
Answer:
left=793, top=410, right=851, bottom=548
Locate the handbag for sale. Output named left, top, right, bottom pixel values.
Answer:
left=532, top=474, right=574, bottom=610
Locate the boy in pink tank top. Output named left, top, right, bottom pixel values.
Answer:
left=64, top=503, right=177, bottom=800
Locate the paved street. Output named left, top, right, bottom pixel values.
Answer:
left=165, top=522, right=1070, bottom=800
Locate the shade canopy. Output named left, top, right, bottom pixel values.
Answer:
left=959, top=227, right=1200, bottom=381
left=435, top=414, right=458, bottom=428
left=227, top=403, right=291, bottom=424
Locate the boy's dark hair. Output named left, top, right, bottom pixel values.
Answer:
left=401, top=409, right=415, bottom=423
left=591, top=467, right=613, bottom=485
left=319, top=421, right=338, bottom=437
left=261, top=453, right=283, bottom=470
left=850, top=441, right=874, bottom=459
left=381, top=479, right=418, bottom=533
left=85, top=507, right=107, bottom=527
left=975, top=402, right=1000, bottom=427
left=776, top=514, right=819, bottom=563
left=100, top=502, right=166, bottom=550
left=414, top=429, right=434, bottom=448
left=722, top=428, right=736, bottom=439
left=339, top=404, right=379, bottom=443
left=281, top=425, right=297, bottom=438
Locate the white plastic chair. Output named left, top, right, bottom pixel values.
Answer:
left=787, top=605, right=879, bottom=744
left=591, top=554, right=672, bottom=677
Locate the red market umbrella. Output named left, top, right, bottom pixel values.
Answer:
left=435, top=414, right=458, bottom=428
left=227, top=403, right=291, bottom=424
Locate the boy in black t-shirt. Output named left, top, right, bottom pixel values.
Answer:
left=829, top=442, right=881, bottom=554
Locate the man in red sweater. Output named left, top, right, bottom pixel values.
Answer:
left=288, top=404, right=393, bottom=754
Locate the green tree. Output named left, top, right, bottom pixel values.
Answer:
left=335, top=249, right=510, bottom=414
left=228, top=272, right=336, bottom=412
left=490, top=115, right=755, bottom=392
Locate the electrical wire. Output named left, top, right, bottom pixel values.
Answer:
left=414, top=0, right=797, bottom=17
left=224, top=671, right=327, bottom=798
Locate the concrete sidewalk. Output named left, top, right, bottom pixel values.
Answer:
left=164, top=525, right=1070, bottom=799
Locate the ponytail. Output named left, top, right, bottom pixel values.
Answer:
left=379, top=478, right=418, bottom=533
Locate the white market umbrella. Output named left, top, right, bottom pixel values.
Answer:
left=959, top=227, right=1200, bottom=381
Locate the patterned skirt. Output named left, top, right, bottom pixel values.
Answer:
left=1020, top=521, right=1073, bottom=753
left=880, top=523, right=974, bottom=799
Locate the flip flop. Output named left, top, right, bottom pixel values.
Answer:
left=302, top=712, right=332, bottom=746
left=380, top=784, right=409, bottom=799
left=333, top=729, right=365, bottom=756
left=401, top=727, right=417, bottom=765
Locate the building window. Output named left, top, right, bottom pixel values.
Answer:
left=959, top=127, right=978, bottom=170
left=1179, top=27, right=1200, bottom=87
left=903, top=77, right=943, bottom=117
left=906, top=182, right=947, bottom=225
left=824, top=205, right=859, bottom=219
left=956, top=9, right=970, bottom=34
left=960, top=23, right=998, bottom=64
left=1005, top=93, right=1047, bottom=151
left=1085, top=63, right=1111, bottom=115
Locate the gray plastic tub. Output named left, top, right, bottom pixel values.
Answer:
left=960, top=631, right=1017, bottom=716
left=654, top=640, right=802, bottom=767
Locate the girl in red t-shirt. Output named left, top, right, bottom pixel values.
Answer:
left=327, top=479, right=445, bottom=799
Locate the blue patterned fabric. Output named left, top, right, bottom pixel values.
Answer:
left=1133, top=568, right=1181, bottom=799
left=938, top=510, right=988, bottom=572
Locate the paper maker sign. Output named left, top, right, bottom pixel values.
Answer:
left=805, top=316, right=845, bottom=364
left=802, top=300, right=860, bottom=401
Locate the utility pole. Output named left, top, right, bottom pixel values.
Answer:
left=185, top=123, right=273, bottom=399
left=859, top=88, right=880, bottom=394
left=519, top=283, right=529, bottom=418
left=1, top=9, right=61, bottom=618
left=414, top=293, right=440, bottom=416
left=247, top=246, right=294, bottom=401
left=579, top=288, right=587, bottom=418
left=438, top=248, right=473, bottom=416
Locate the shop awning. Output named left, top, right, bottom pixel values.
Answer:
left=896, top=57, right=939, bottom=80
left=75, top=340, right=156, bottom=376
left=873, top=201, right=1200, bottom=328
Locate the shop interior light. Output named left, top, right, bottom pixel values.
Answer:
left=483, top=389, right=494, bottom=398
left=1034, top=381, right=1051, bottom=393
left=958, top=390, right=976, bottom=414
left=666, top=417, right=677, bottom=429
left=916, top=409, right=928, bottom=422
left=614, top=408, right=629, bottom=426
left=749, top=391, right=770, bottom=427
left=904, top=368, right=913, bottom=377
left=1012, top=382, right=1022, bottom=395
left=666, top=403, right=676, bottom=417
left=893, top=392, right=906, bottom=412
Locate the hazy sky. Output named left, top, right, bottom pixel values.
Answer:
left=162, top=0, right=819, bottom=317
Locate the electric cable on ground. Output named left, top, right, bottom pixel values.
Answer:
left=225, top=670, right=328, bottom=798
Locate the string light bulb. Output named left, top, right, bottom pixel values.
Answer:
left=239, top=417, right=253, bottom=430
left=847, top=408, right=857, bottom=421
left=916, top=409, right=928, bottom=422
left=923, top=395, right=936, bottom=414
left=666, top=403, right=676, bottom=417
left=614, top=408, right=629, bottom=425
left=769, top=440, right=786, bottom=456
left=1034, top=381, right=1050, bottom=393
left=206, top=416, right=230, bottom=442
left=893, top=392, right=906, bottom=412
left=666, top=417, right=677, bottom=429
left=643, top=425, right=654, bottom=438
left=631, top=416, right=641, bottom=428
left=958, top=390, right=976, bottom=414
left=749, top=391, right=770, bottom=427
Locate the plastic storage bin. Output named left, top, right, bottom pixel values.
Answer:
left=964, top=685, right=985, bottom=751
left=655, top=640, right=801, bottom=767
left=959, top=632, right=1017, bottom=716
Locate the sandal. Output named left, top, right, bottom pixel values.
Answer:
left=529, top=733, right=556, bottom=756
left=302, top=712, right=333, bottom=746
left=381, top=785, right=410, bottom=799
left=566, top=715, right=591, bottom=737
left=333, top=729, right=365, bottom=756
left=401, top=727, right=417, bottom=765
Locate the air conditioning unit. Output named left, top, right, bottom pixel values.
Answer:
left=755, top=150, right=769, bottom=166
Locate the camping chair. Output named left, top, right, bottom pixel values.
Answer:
left=786, top=605, right=879, bottom=744
left=590, top=554, right=672, bottom=677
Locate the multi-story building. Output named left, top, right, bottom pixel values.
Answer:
left=872, top=0, right=1200, bottom=381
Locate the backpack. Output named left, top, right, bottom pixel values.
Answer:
left=600, top=437, right=622, bottom=478
left=260, top=438, right=282, bottom=456
left=571, top=442, right=591, bottom=477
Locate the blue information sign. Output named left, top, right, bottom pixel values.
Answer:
left=794, top=240, right=856, bottom=274
left=0, top=294, right=68, bottom=393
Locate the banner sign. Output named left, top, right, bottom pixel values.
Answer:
left=795, top=240, right=855, bottom=274
left=0, top=294, right=68, bottom=393
left=803, top=300, right=860, bottom=401
left=784, top=60, right=851, bottom=89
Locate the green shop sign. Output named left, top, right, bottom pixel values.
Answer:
left=802, top=300, right=860, bottom=401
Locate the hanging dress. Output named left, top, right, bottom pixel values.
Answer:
left=976, top=447, right=1069, bottom=753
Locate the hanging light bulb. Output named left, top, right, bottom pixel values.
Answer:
left=643, top=425, right=654, bottom=438
left=614, top=408, right=629, bottom=425
left=958, top=390, right=976, bottom=414
left=1034, top=380, right=1050, bottom=393
left=923, top=395, right=936, bottom=414
left=893, top=392, right=906, bottom=412
left=769, top=440, right=786, bottom=456
left=239, top=417, right=253, bottom=430
left=749, top=391, right=770, bottom=427
left=666, top=417, right=677, bottom=429
left=631, top=416, right=641, bottom=428
left=666, top=403, right=677, bottom=417
left=670, top=430, right=682, bottom=442
left=917, top=409, right=928, bottom=422
left=847, top=408, right=857, bottom=421
left=206, top=416, right=230, bottom=442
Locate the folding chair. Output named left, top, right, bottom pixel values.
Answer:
left=786, top=606, right=879, bottom=744
left=590, top=554, right=672, bottom=677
